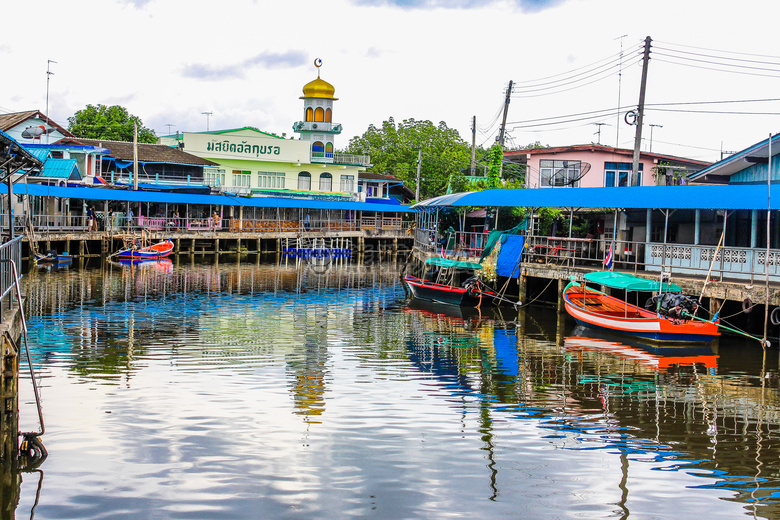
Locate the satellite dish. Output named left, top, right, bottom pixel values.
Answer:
left=21, top=125, right=55, bottom=139
left=549, top=161, right=591, bottom=186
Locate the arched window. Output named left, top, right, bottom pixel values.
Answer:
left=305, top=107, right=313, bottom=122
left=325, top=108, right=332, bottom=123
left=319, top=172, right=332, bottom=192
left=298, top=171, right=311, bottom=191
left=325, top=142, right=334, bottom=156
left=314, top=107, right=325, bottom=122
left=312, top=141, right=325, bottom=158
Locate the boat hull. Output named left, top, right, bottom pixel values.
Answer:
left=404, top=275, right=483, bottom=307
left=563, top=283, right=719, bottom=343
left=116, top=239, right=174, bottom=259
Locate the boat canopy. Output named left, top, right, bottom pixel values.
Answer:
left=583, top=271, right=681, bottom=293
left=425, top=258, right=482, bottom=270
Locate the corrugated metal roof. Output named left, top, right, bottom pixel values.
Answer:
left=25, top=148, right=50, bottom=162
left=413, top=185, right=780, bottom=211
left=8, top=183, right=413, bottom=212
left=35, top=158, right=81, bottom=179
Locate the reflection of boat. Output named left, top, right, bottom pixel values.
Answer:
left=405, top=299, right=487, bottom=322
left=404, top=258, right=497, bottom=307
left=115, top=258, right=173, bottom=273
left=563, top=272, right=719, bottom=343
left=116, top=239, right=174, bottom=260
left=564, top=326, right=718, bottom=372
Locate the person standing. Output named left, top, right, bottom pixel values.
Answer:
left=126, top=207, right=134, bottom=229
left=87, top=206, right=96, bottom=231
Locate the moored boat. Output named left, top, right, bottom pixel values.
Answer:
left=563, top=271, right=719, bottom=343
left=403, top=257, right=497, bottom=307
left=35, top=250, right=74, bottom=264
left=115, top=239, right=174, bottom=260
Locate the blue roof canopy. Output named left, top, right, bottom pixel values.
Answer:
left=413, top=185, right=780, bottom=211
left=7, top=183, right=414, bottom=212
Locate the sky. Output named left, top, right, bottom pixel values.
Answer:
left=2, top=0, right=779, bottom=164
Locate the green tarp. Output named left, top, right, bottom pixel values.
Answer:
left=583, top=271, right=681, bottom=293
left=425, top=257, right=482, bottom=270
left=478, top=219, right=528, bottom=263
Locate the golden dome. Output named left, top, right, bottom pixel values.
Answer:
left=301, top=77, right=337, bottom=100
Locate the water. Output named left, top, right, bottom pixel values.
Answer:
left=11, top=257, right=780, bottom=519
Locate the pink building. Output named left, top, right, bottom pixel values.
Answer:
left=504, top=144, right=710, bottom=188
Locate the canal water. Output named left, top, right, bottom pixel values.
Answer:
left=12, top=257, right=780, bottom=519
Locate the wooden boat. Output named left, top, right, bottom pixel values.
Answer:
left=115, top=239, right=174, bottom=260
left=35, top=251, right=74, bottom=264
left=563, top=271, right=719, bottom=343
left=403, top=258, right=497, bottom=307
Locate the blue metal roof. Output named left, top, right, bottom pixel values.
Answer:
left=36, top=158, right=81, bottom=179
left=413, top=185, right=780, bottom=211
left=8, top=183, right=413, bottom=212
left=689, top=134, right=780, bottom=180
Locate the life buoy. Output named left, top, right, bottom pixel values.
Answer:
left=742, top=298, right=752, bottom=313
left=771, top=307, right=780, bottom=326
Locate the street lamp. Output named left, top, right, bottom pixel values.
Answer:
left=649, top=124, right=663, bottom=152
left=202, top=112, right=213, bottom=132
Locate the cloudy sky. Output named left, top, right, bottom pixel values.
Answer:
left=2, top=0, right=778, bottom=163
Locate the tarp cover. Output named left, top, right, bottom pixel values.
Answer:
left=496, top=235, right=525, bottom=279
left=583, top=271, right=681, bottom=292
left=479, top=220, right=528, bottom=263
left=425, top=257, right=482, bottom=270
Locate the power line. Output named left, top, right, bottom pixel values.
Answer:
left=511, top=56, right=643, bottom=96
left=654, top=58, right=780, bottom=78
left=511, top=43, right=643, bottom=86
left=655, top=40, right=780, bottom=60
left=654, top=45, right=780, bottom=67
left=653, top=51, right=780, bottom=73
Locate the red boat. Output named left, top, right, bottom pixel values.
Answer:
left=404, top=258, right=497, bottom=307
left=116, top=239, right=174, bottom=260
left=563, top=272, right=719, bottom=344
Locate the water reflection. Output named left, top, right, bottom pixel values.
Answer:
left=11, top=258, right=780, bottom=519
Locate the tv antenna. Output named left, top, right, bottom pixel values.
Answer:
left=45, top=59, right=57, bottom=143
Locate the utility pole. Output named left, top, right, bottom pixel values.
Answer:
left=615, top=34, right=628, bottom=148
left=415, top=148, right=422, bottom=201
left=45, top=60, right=56, bottom=144
left=649, top=124, right=662, bottom=152
left=631, top=36, right=652, bottom=186
left=592, top=122, right=609, bottom=145
left=497, top=80, right=513, bottom=178
left=470, top=115, right=476, bottom=177
left=133, top=122, right=139, bottom=191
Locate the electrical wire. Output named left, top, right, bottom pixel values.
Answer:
left=655, top=40, right=780, bottom=60
left=653, top=51, right=780, bottom=74
left=654, top=45, right=780, bottom=67
left=511, top=52, right=632, bottom=91
left=511, top=56, right=644, bottom=97
left=654, top=58, right=780, bottom=79
left=511, top=42, right=643, bottom=86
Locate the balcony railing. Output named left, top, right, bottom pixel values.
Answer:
left=413, top=227, right=780, bottom=283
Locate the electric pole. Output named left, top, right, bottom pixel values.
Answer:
left=631, top=36, right=652, bottom=186
left=415, top=149, right=422, bottom=201
left=592, top=122, right=609, bottom=145
left=470, top=115, right=476, bottom=177
left=497, top=80, right=513, bottom=178
left=649, top=124, right=662, bottom=152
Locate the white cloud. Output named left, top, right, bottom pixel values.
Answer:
left=1, top=0, right=778, bottom=162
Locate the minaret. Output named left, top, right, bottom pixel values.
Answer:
left=293, top=59, right=342, bottom=163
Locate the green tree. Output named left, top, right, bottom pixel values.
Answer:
left=345, top=117, right=470, bottom=200
left=68, top=104, right=157, bottom=143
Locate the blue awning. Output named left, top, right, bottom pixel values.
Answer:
left=413, top=185, right=780, bottom=211
left=8, top=183, right=414, bottom=212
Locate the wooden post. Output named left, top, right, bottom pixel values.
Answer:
left=557, top=277, right=565, bottom=315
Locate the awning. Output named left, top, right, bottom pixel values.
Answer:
left=583, top=271, right=681, bottom=293
left=413, top=185, right=780, bottom=211
left=7, top=183, right=414, bottom=213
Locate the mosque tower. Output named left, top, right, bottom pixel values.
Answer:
left=293, top=59, right=342, bottom=163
